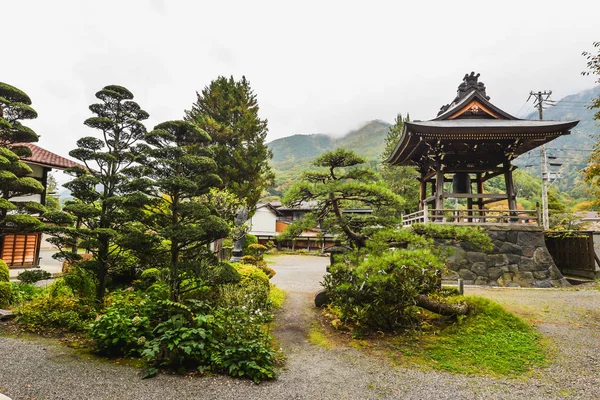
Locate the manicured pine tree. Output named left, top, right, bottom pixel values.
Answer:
left=48, top=85, right=149, bottom=303
left=129, top=120, right=230, bottom=301
left=0, top=82, right=45, bottom=237
left=283, top=148, right=403, bottom=248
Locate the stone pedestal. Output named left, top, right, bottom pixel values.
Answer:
left=442, top=225, right=569, bottom=288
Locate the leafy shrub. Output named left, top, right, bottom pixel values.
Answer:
left=17, top=269, right=52, bottom=284
left=0, top=260, right=9, bottom=282
left=62, top=267, right=96, bottom=301
left=243, top=234, right=258, bottom=254
left=10, top=282, right=44, bottom=305
left=17, top=279, right=96, bottom=332
left=136, top=268, right=162, bottom=290
left=142, top=306, right=279, bottom=383
left=410, top=223, right=493, bottom=253
left=89, top=290, right=155, bottom=356
left=231, top=263, right=270, bottom=305
left=0, top=282, right=12, bottom=308
left=323, top=248, right=442, bottom=332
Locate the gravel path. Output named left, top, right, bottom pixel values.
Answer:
left=1, top=255, right=600, bottom=399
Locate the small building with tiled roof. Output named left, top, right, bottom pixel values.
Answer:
left=1, top=143, right=83, bottom=268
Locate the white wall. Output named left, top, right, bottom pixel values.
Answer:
left=249, top=207, right=278, bottom=234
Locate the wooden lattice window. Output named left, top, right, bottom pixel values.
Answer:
left=1, top=233, right=41, bottom=267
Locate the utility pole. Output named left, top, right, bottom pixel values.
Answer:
left=529, top=90, right=552, bottom=229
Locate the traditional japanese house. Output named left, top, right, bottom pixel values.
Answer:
left=387, top=72, right=579, bottom=225
left=1, top=143, right=81, bottom=268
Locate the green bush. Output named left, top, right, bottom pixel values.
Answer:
left=243, top=234, right=258, bottom=254
left=0, top=260, right=9, bottom=282
left=142, top=306, right=279, bottom=383
left=323, top=248, right=442, bottom=332
left=17, top=269, right=52, bottom=284
left=0, top=282, right=12, bottom=308
left=10, top=282, right=44, bottom=305
left=16, top=278, right=96, bottom=332
left=89, top=291, right=155, bottom=357
left=231, top=263, right=270, bottom=306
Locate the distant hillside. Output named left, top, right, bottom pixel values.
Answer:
left=266, top=120, right=391, bottom=196
left=514, top=86, right=600, bottom=198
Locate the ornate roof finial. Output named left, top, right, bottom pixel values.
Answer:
left=456, top=72, right=488, bottom=101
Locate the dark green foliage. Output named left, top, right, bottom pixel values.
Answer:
left=126, top=120, right=230, bottom=301
left=89, top=291, right=155, bottom=357
left=185, top=76, right=274, bottom=209
left=283, top=148, right=403, bottom=248
left=45, top=85, right=149, bottom=304
left=0, top=82, right=45, bottom=237
left=324, top=248, right=442, bottom=332
left=0, top=282, right=12, bottom=308
left=17, top=269, right=52, bottom=284
left=379, top=114, right=420, bottom=214
left=409, top=223, right=494, bottom=253
left=0, top=260, right=8, bottom=282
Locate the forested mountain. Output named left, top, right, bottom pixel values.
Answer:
left=266, top=120, right=390, bottom=196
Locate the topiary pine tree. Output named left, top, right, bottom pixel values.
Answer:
left=128, top=120, right=230, bottom=301
left=46, top=85, right=149, bottom=304
left=283, top=148, right=403, bottom=248
left=185, top=76, right=274, bottom=210
left=0, top=82, right=45, bottom=238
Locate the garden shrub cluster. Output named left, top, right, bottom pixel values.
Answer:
left=0, top=260, right=11, bottom=308
left=17, top=275, right=97, bottom=332
left=88, top=263, right=280, bottom=382
left=323, top=225, right=491, bottom=333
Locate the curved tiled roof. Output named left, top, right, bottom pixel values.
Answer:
left=18, top=142, right=83, bottom=170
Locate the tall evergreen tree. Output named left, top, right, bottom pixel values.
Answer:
left=185, top=76, right=274, bottom=210
left=129, top=120, right=230, bottom=301
left=380, top=113, right=420, bottom=213
left=48, top=85, right=149, bottom=303
left=0, top=82, right=45, bottom=236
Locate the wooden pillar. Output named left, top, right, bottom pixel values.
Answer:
left=476, top=173, right=484, bottom=210
left=435, top=163, right=444, bottom=221
left=419, top=179, right=426, bottom=210
left=503, top=161, right=517, bottom=213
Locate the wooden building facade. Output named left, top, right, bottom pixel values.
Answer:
left=1, top=143, right=81, bottom=268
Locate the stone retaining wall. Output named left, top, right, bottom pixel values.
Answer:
left=442, top=225, right=569, bottom=288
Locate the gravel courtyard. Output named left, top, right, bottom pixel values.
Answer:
left=1, top=254, right=600, bottom=400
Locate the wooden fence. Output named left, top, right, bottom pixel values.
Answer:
left=402, top=205, right=540, bottom=227
left=545, top=232, right=599, bottom=275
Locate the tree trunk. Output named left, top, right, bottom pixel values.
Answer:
left=415, top=294, right=469, bottom=316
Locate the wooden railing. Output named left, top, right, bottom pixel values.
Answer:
left=402, top=204, right=541, bottom=226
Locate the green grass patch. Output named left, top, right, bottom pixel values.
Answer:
left=269, top=284, right=286, bottom=309
left=308, top=322, right=333, bottom=349
left=417, top=296, right=546, bottom=376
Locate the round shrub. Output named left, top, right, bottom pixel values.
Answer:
left=17, top=269, right=52, bottom=284
left=0, top=282, right=13, bottom=308
left=323, top=248, right=442, bottom=332
left=231, top=263, right=270, bottom=305
left=243, top=234, right=258, bottom=254
left=0, top=260, right=9, bottom=282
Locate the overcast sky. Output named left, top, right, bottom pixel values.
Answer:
left=4, top=0, right=600, bottom=166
